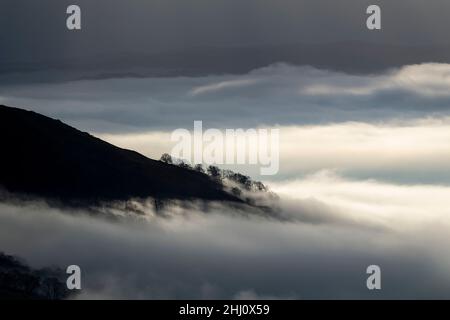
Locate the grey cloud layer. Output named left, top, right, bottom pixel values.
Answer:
left=2, top=63, right=450, bottom=133
left=2, top=0, right=450, bottom=64
left=5, top=0, right=450, bottom=84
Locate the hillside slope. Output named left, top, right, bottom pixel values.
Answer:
left=0, top=105, right=238, bottom=204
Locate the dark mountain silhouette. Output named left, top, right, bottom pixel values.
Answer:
left=0, top=105, right=239, bottom=205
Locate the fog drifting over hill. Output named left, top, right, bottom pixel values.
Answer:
left=1, top=175, right=450, bottom=299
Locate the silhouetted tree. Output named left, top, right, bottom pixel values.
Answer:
left=160, top=153, right=173, bottom=164
left=194, top=164, right=205, bottom=174
left=224, top=171, right=252, bottom=190
left=207, top=165, right=222, bottom=181
left=222, top=169, right=268, bottom=193
left=0, top=252, right=72, bottom=300
left=178, top=161, right=193, bottom=170
left=252, top=181, right=268, bottom=192
left=41, top=276, right=65, bottom=300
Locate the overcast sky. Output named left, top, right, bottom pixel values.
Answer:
left=2, top=0, right=450, bottom=63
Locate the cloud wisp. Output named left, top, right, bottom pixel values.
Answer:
left=3, top=63, right=450, bottom=133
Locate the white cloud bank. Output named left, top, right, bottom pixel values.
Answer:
left=271, top=171, right=450, bottom=231
left=97, top=117, right=450, bottom=183
left=302, top=63, right=450, bottom=97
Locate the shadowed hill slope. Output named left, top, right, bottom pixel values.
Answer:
left=0, top=105, right=239, bottom=204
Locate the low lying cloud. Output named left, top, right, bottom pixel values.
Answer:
left=271, top=171, right=450, bottom=231
left=1, top=173, right=450, bottom=299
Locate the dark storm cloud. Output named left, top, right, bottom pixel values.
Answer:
left=2, top=0, right=450, bottom=78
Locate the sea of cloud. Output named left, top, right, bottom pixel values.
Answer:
left=1, top=174, right=450, bottom=299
